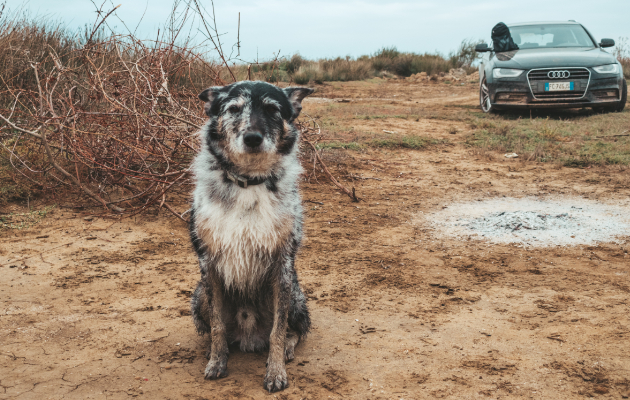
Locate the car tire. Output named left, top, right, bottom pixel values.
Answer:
left=615, top=79, right=627, bottom=112
left=480, top=77, right=496, bottom=113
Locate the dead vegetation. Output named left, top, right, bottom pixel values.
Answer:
left=615, top=37, right=630, bottom=79
left=0, top=2, right=230, bottom=217
left=277, top=42, right=482, bottom=84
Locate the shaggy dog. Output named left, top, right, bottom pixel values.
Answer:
left=188, top=81, right=313, bottom=392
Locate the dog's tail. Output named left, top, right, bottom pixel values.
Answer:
left=191, top=280, right=211, bottom=335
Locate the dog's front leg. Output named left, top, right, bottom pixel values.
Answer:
left=204, top=272, right=229, bottom=379
left=263, top=266, right=291, bottom=392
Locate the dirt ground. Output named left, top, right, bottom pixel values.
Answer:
left=2, top=79, right=630, bottom=399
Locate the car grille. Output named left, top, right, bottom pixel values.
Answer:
left=527, top=68, right=591, bottom=101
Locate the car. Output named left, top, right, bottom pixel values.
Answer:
left=475, top=21, right=627, bottom=113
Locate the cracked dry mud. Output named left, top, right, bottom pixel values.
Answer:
left=2, top=80, right=630, bottom=399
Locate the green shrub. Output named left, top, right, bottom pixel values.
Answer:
left=284, top=54, right=305, bottom=74
left=373, top=46, right=401, bottom=59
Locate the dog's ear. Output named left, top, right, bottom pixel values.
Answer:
left=199, top=87, right=224, bottom=116
left=283, top=87, right=314, bottom=120
left=198, top=87, right=222, bottom=103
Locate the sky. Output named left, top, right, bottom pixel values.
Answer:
left=7, top=0, right=630, bottom=61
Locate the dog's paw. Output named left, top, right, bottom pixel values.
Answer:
left=263, top=364, right=288, bottom=392
left=204, top=358, right=228, bottom=380
left=284, top=346, right=295, bottom=362
left=284, top=332, right=299, bottom=362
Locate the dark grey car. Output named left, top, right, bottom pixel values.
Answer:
left=476, top=21, right=627, bottom=112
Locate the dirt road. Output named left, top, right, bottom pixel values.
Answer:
left=2, top=79, right=630, bottom=399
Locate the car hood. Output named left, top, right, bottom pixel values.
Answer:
left=491, top=47, right=617, bottom=69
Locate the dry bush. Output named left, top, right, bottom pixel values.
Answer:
left=0, top=2, right=227, bottom=217
left=369, top=42, right=481, bottom=77
left=293, top=57, right=373, bottom=84
left=615, top=37, right=630, bottom=79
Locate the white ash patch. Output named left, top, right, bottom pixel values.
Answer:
left=423, top=197, right=630, bottom=247
left=302, top=97, right=334, bottom=104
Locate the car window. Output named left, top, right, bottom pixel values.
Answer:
left=508, top=24, right=595, bottom=49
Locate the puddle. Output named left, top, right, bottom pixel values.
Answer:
left=424, top=197, right=630, bottom=247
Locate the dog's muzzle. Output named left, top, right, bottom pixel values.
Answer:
left=243, top=132, right=263, bottom=149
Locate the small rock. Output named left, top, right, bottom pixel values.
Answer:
left=504, top=153, right=518, bottom=158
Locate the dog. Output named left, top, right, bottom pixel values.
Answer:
left=188, top=81, right=314, bottom=392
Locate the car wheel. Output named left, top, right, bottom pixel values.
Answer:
left=615, top=79, right=627, bottom=112
left=480, top=78, right=495, bottom=113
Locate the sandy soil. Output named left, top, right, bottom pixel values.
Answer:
left=2, top=79, right=630, bottom=399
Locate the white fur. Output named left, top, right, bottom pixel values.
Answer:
left=192, top=132, right=302, bottom=292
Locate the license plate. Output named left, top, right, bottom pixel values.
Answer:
left=545, top=82, right=574, bottom=91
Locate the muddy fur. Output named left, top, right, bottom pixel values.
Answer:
left=188, top=81, right=313, bottom=392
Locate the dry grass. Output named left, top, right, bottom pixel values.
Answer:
left=245, top=41, right=482, bottom=85
left=0, top=204, right=55, bottom=230
left=0, top=2, right=225, bottom=215
left=467, top=108, right=630, bottom=166
left=615, top=37, right=630, bottom=79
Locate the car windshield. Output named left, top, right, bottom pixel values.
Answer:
left=508, top=24, right=596, bottom=49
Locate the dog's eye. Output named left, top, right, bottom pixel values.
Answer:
left=228, top=105, right=241, bottom=113
left=264, top=104, right=279, bottom=114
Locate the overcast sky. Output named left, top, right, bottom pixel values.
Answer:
left=7, top=0, right=630, bottom=61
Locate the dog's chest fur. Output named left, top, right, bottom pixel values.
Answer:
left=194, top=181, right=294, bottom=291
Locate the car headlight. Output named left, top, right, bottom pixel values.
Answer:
left=592, top=64, right=620, bottom=74
left=492, top=68, right=524, bottom=79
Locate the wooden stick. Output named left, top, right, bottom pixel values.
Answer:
left=595, top=130, right=628, bottom=138
left=164, top=203, right=188, bottom=223
left=303, top=138, right=359, bottom=202
left=304, top=199, right=324, bottom=205
left=595, top=133, right=629, bottom=138
left=158, top=112, right=201, bottom=129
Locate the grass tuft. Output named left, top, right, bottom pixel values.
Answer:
left=370, top=136, right=447, bottom=150
left=1, top=205, right=55, bottom=230
left=316, top=142, right=363, bottom=150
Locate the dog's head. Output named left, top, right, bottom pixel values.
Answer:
left=198, top=81, right=313, bottom=176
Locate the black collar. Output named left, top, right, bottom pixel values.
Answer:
left=225, top=171, right=267, bottom=188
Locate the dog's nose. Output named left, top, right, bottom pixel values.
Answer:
left=243, top=132, right=263, bottom=148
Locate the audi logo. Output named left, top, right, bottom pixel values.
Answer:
left=547, top=70, right=570, bottom=79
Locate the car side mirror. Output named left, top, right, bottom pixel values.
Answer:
left=475, top=43, right=491, bottom=52
left=600, top=38, right=615, bottom=48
